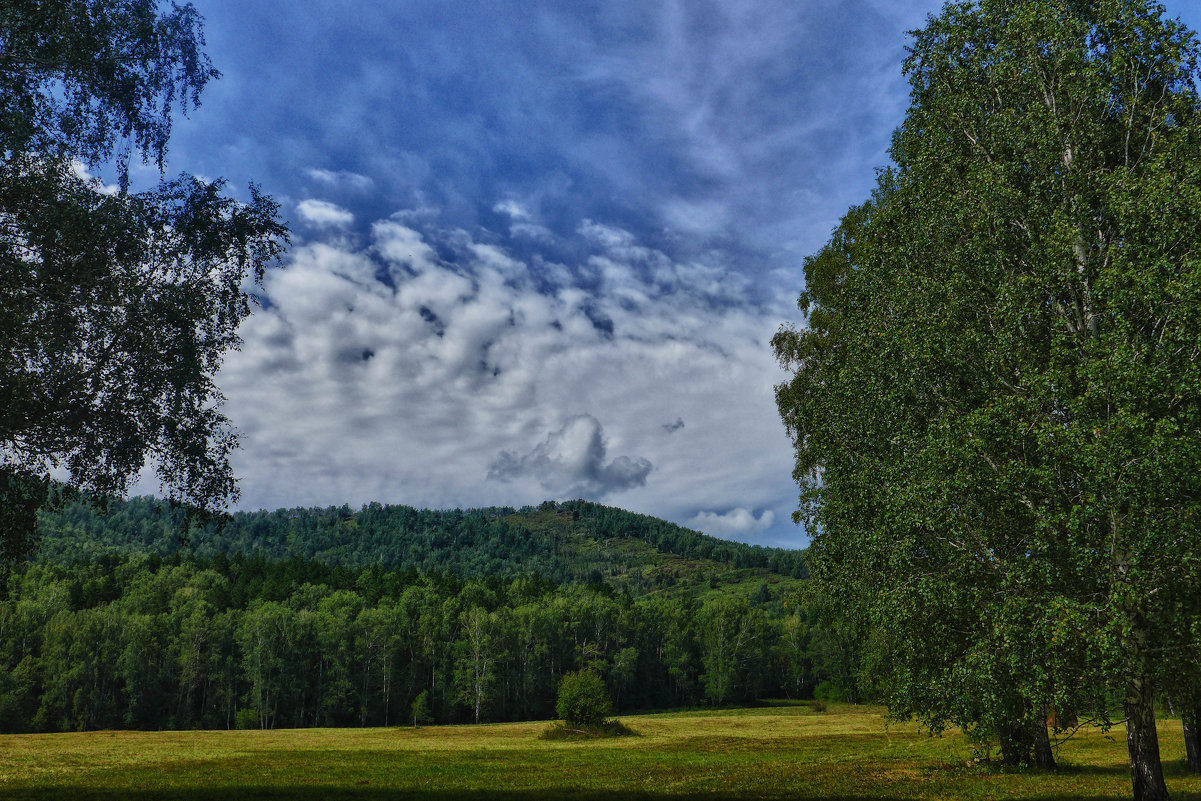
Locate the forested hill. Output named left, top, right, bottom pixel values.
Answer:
left=34, top=498, right=805, bottom=593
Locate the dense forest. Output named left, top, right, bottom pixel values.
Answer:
left=0, top=499, right=848, bottom=733
left=35, top=498, right=806, bottom=585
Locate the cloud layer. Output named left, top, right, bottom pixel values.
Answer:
left=210, top=210, right=801, bottom=544
left=143, top=0, right=1201, bottom=547
left=171, top=0, right=959, bottom=283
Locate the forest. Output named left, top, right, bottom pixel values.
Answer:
left=0, top=499, right=845, bottom=733
left=34, top=497, right=806, bottom=584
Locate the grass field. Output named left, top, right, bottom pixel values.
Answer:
left=2, top=702, right=1200, bottom=800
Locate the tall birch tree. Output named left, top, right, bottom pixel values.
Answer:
left=775, top=2, right=1201, bottom=797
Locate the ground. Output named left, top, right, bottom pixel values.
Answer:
left=1, top=702, right=1199, bottom=800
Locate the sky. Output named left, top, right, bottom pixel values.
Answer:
left=123, top=0, right=1201, bottom=549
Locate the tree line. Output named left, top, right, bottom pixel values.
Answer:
left=0, top=554, right=845, bottom=733
left=34, top=498, right=806, bottom=585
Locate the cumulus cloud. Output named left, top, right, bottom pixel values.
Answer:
left=209, top=209, right=803, bottom=545
left=488, top=415, right=651, bottom=498
left=297, top=199, right=354, bottom=227
left=687, top=508, right=776, bottom=539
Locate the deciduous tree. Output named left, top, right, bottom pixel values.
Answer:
left=0, top=0, right=287, bottom=564
left=774, top=2, right=1201, bottom=797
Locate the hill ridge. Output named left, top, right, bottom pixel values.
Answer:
left=34, top=496, right=805, bottom=595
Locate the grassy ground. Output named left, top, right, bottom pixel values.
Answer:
left=1, top=702, right=1200, bottom=800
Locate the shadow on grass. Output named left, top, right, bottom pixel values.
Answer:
left=1043, top=759, right=1201, bottom=779
left=10, top=790, right=1201, bottom=801
left=0, top=792, right=915, bottom=801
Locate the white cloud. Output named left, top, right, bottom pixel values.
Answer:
left=371, top=219, right=441, bottom=273
left=297, top=199, right=354, bottom=227
left=215, top=210, right=804, bottom=545
left=578, top=219, right=636, bottom=250
left=71, top=160, right=120, bottom=195
left=661, top=198, right=731, bottom=237
left=493, top=198, right=532, bottom=220
left=494, top=199, right=555, bottom=244
left=305, top=168, right=374, bottom=192
left=687, top=508, right=776, bottom=539
left=512, top=223, right=555, bottom=244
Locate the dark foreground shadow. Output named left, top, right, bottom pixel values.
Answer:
left=9, top=787, right=1201, bottom=801
left=6, top=789, right=1201, bottom=801
left=0, top=791, right=910, bottom=801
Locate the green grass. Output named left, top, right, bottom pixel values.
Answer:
left=2, top=703, right=1200, bottom=800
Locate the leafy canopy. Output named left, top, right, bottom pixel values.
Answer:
left=775, top=0, right=1201, bottom=786
left=0, top=0, right=288, bottom=562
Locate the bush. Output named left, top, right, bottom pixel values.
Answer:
left=410, top=690, right=433, bottom=727
left=540, top=719, right=637, bottom=740
left=555, top=670, right=612, bottom=727
left=813, top=680, right=846, bottom=703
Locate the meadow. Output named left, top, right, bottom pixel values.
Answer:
left=2, top=702, right=1200, bottom=800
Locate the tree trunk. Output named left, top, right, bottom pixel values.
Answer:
left=1032, top=718, right=1055, bottom=770
left=998, top=714, right=1055, bottom=769
left=1183, top=704, right=1201, bottom=775
left=1125, top=675, right=1169, bottom=801
left=384, top=667, right=391, bottom=727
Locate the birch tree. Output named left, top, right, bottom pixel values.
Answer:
left=775, top=2, right=1201, bottom=797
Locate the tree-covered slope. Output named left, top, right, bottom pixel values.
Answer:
left=3, top=500, right=828, bottom=734
left=34, top=497, right=805, bottom=595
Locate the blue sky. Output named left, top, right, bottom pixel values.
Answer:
left=127, top=1, right=1201, bottom=548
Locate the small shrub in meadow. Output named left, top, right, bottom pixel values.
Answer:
left=540, top=719, right=637, bottom=740
left=410, top=690, right=433, bottom=728
left=556, top=670, right=611, bottom=727
left=544, top=670, right=636, bottom=739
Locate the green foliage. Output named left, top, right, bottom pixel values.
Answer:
left=697, top=597, right=769, bottom=706
left=0, top=0, right=288, bottom=565
left=410, top=690, right=432, bottom=727
left=0, top=550, right=849, bottom=733
left=774, top=0, right=1201, bottom=791
left=453, top=606, right=503, bottom=724
left=813, top=680, right=845, bottom=704
left=33, top=496, right=806, bottom=591
left=555, top=670, right=611, bottom=727
left=539, top=718, right=636, bottom=740
left=0, top=495, right=821, bottom=734
left=0, top=0, right=216, bottom=171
